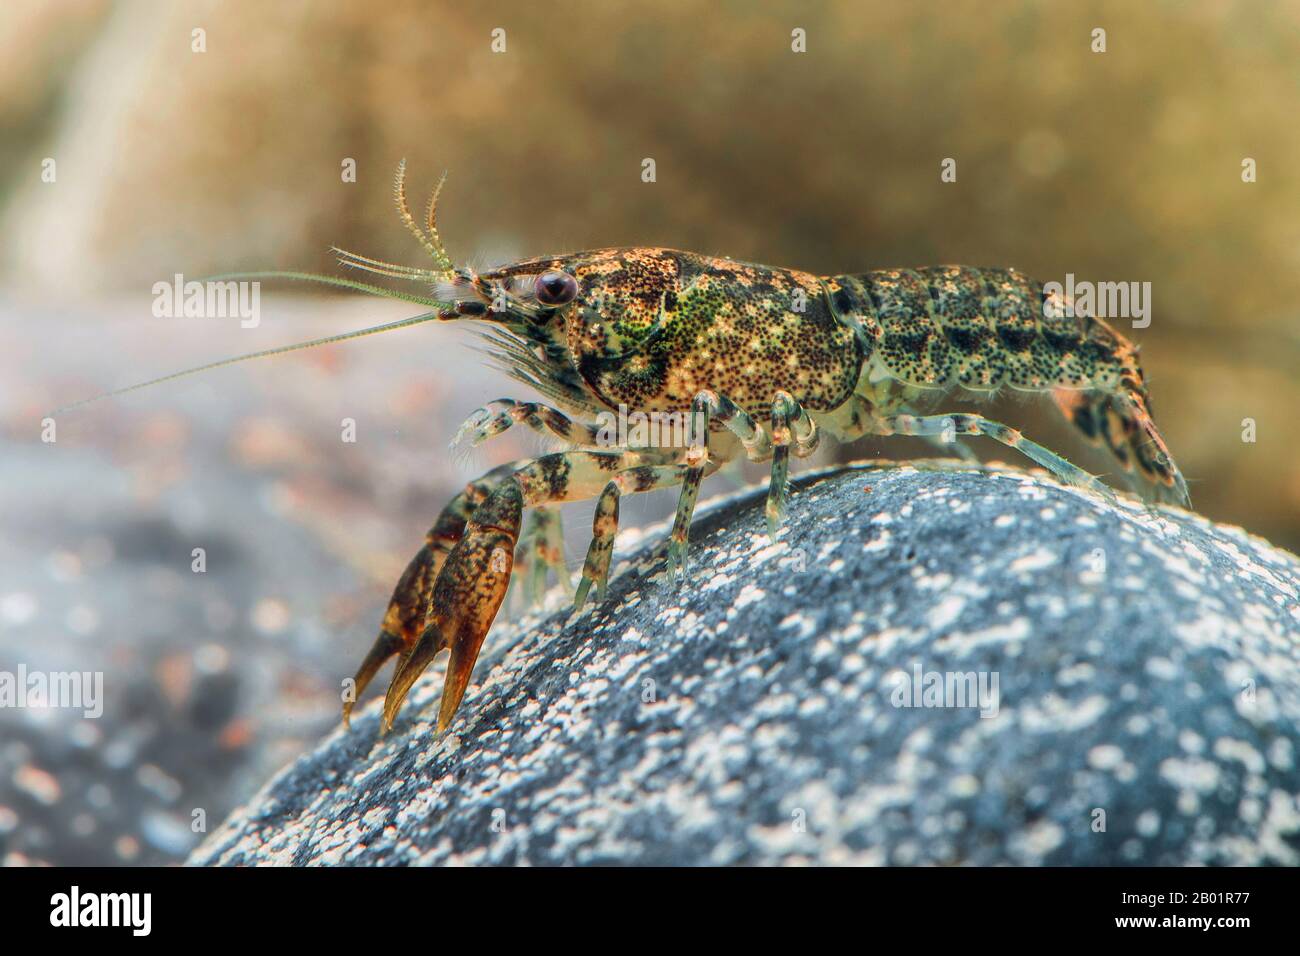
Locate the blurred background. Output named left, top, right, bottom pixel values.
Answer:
left=1, top=0, right=1297, bottom=864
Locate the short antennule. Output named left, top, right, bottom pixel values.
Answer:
left=393, top=160, right=455, bottom=273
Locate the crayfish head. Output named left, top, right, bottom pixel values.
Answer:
left=471, top=247, right=685, bottom=349
left=458, top=248, right=690, bottom=412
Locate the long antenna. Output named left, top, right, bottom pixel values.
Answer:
left=50, top=309, right=444, bottom=415
left=52, top=161, right=464, bottom=416
left=204, top=270, right=450, bottom=308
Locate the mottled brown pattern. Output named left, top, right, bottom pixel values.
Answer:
left=479, top=248, right=861, bottom=418
left=328, top=221, right=1189, bottom=735
left=832, top=266, right=1130, bottom=393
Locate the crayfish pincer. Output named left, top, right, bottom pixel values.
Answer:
left=57, top=162, right=1190, bottom=735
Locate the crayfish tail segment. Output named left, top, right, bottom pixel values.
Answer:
left=1052, top=384, right=1190, bottom=508
left=380, top=481, right=523, bottom=734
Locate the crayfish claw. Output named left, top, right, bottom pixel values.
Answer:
left=380, top=481, right=521, bottom=734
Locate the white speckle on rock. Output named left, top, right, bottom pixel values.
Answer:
left=1020, top=694, right=1108, bottom=733
left=1087, top=744, right=1125, bottom=770
left=1136, top=810, right=1161, bottom=838
left=1009, top=547, right=1057, bottom=574
left=948, top=774, right=980, bottom=797
left=778, top=613, right=817, bottom=640
left=1213, top=738, right=1266, bottom=774
left=927, top=595, right=965, bottom=631
left=1146, top=657, right=1179, bottom=681
left=1160, top=757, right=1221, bottom=792
left=863, top=528, right=892, bottom=553
left=1009, top=820, right=1064, bottom=862
left=936, top=617, right=1031, bottom=653
left=734, top=583, right=766, bottom=609
left=186, top=463, right=1300, bottom=868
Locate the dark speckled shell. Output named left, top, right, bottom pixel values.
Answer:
left=552, top=249, right=862, bottom=417
left=478, top=251, right=1139, bottom=422
left=831, top=266, right=1128, bottom=392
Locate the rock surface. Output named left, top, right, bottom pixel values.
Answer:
left=2, top=299, right=524, bottom=865
left=189, top=463, right=1300, bottom=866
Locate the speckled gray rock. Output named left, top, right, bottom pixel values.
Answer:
left=189, top=462, right=1300, bottom=866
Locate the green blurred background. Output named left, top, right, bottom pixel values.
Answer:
left=1, top=0, right=1299, bottom=866
left=5, top=0, right=1297, bottom=546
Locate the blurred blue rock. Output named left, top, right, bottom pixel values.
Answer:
left=189, top=463, right=1300, bottom=866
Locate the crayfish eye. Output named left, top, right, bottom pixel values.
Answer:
left=534, top=270, right=578, bottom=306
